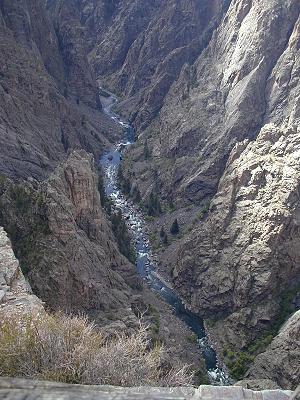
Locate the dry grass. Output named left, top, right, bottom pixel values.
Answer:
left=0, top=312, right=193, bottom=387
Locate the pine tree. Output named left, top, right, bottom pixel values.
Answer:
left=170, top=218, right=179, bottom=235
left=160, top=226, right=165, bottom=238
left=163, top=234, right=168, bottom=246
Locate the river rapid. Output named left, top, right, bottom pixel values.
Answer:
left=99, top=90, right=231, bottom=386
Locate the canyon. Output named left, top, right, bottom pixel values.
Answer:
left=0, top=0, right=299, bottom=394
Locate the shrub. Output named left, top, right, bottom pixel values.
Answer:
left=0, top=313, right=193, bottom=387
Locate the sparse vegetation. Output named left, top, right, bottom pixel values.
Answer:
left=146, top=191, right=161, bottom=217
left=224, top=283, right=300, bottom=380
left=0, top=181, right=50, bottom=276
left=143, top=140, right=151, bottom=160
left=159, top=226, right=168, bottom=246
left=0, top=312, right=193, bottom=387
left=111, top=209, right=136, bottom=264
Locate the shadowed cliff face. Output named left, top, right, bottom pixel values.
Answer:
left=0, top=0, right=120, bottom=180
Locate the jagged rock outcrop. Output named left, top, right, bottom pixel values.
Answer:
left=0, top=151, right=140, bottom=324
left=244, top=311, right=300, bottom=390
left=29, top=150, right=140, bottom=320
left=0, top=0, right=120, bottom=180
left=0, top=227, right=44, bottom=318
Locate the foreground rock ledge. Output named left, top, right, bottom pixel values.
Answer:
left=0, top=378, right=295, bottom=400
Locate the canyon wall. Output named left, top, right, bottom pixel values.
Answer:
left=118, top=0, right=300, bottom=387
left=0, top=0, right=119, bottom=180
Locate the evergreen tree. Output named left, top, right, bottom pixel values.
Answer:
left=163, top=234, right=168, bottom=246
left=170, top=218, right=179, bottom=235
left=143, top=140, right=150, bottom=159
left=147, top=191, right=161, bottom=216
left=160, top=226, right=165, bottom=238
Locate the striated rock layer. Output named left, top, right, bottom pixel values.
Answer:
left=0, top=0, right=120, bottom=180
left=84, top=0, right=229, bottom=130
left=125, top=0, right=300, bottom=206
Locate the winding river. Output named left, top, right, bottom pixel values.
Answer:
left=100, top=90, right=231, bottom=386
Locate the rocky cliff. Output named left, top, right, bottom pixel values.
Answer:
left=125, top=0, right=300, bottom=205
left=243, top=311, right=300, bottom=390
left=0, top=227, right=44, bottom=319
left=0, top=151, right=140, bottom=324
left=118, top=0, right=300, bottom=387
left=83, top=0, right=229, bottom=130
left=0, top=0, right=119, bottom=180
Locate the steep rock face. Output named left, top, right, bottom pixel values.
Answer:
left=86, top=0, right=228, bottom=130
left=32, top=150, right=140, bottom=318
left=170, top=2, right=300, bottom=357
left=0, top=227, right=44, bottom=319
left=0, top=151, right=140, bottom=324
left=125, top=0, right=299, bottom=206
left=174, top=123, right=300, bottom=343
left=46, top=0, right=101, bottom=108
left=243, top=311, right=300, bottom=390
left=173, top=122, right=300, bottom=387
left=0, top=0, right=119, bottom=180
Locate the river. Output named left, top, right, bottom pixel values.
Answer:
left=99, top=90, right=231, bottom=386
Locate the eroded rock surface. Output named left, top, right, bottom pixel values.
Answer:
left=124, top=0, right=300, bottom=205
left=0, top=227, right=44, bottom=318
left=0, top=0, right=119, bottom=180
left=84, top=0, right=229, bottom=130
left=32, top=150, right=140, bottom=319
left=244, top=311, right=300, bottom=390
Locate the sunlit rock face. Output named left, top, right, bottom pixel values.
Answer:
left=124, top=0, right=299, bottom=206
left=174, top=123, right=300, bottom=346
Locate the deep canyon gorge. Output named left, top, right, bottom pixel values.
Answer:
left=0, top=0, right=299, bottom=396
